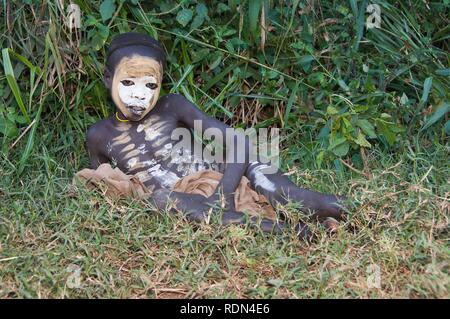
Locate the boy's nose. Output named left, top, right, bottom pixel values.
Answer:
left=131, top=93, right=145, bottom=100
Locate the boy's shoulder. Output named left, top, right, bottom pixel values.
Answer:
left=86, top=117, right=115, bottom=144
left=157, top=93, right=192, bottom=109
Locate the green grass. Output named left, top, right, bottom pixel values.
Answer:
left=0, top=1, right=449, bottom=298
left=0, top=137, right=448, bottom=298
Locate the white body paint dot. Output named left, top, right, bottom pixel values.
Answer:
left=144, top=127, right=162, bottom=141
left=138, top=144, right=148, bottom=154
left=147, top=164, right=180, bottom=188
left=127, top=158, right=138, bottom=169
left=137, top=124, right=145, bottom=133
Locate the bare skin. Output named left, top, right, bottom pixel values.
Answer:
left=86, top=32, right=346, bottom=240
left=87, top=93, right=345, bottom=239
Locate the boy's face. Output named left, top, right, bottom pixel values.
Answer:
left=110, top=55, right=162, bottom=121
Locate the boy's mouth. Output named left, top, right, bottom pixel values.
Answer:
left=127, top=105, right=146, bottom=115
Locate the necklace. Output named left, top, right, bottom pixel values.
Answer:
left=115, top=112, right=129, bottom=122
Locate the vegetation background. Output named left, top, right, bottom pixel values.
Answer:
left=0, top=0, right=448, bottom=298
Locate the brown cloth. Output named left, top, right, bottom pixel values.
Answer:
left=75, top=164, right=152, bottom=199
left=74, top=163, right=276, bottom=220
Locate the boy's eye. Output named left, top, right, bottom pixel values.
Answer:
left=121, top=80, right=134, bottom=86
left=146, top=83, right=158, bottom=89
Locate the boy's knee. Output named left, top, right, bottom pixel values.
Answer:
left=151, top=188, right=171, bottom=209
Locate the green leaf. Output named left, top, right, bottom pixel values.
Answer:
left=444, top=120, right=450, bottom=135
left=327, top=105, right=339, bottom=115
left=2, top=49, right=30, bottom=123
left=377, top=121, right=396, bottom=146
left=217, top=3, right=230, bottom=14
left=421, top=102, right=449, bottom=131
left=337, top=79, right=350, bottom=92
left=0, top=118, right=19, bottom=138
left=329, top=136, right=345, bottom=148
left=298, top=55, right=314, bottom=72
left=248, top=0, right=262, bottom=37
left=332, top=141, right=350, bottom=157
left=196, top=3, right=208, bottom=17
left=18, top=104, right=42, bottom=175
left=316, top=150, right=325, bottom=168
left=6, top=50, right=41, bottom=75
left=419, top=77, right=433, bottom=107
left=400, top=93, right=409, bottom=105
left=266, top=278, right=283, bottom=287
left=334, top=159, right=345, bottom=176
left=100, top=0, right=116, bottom=22
left=356, top=119, right=376, bottom=138
left=85, top=15, right=98, bottom=27
left=342, top=117, right=353, bottom=131
left=90, top=25, right=110, bottom=51
left=191, top=15, right=204, bottom=30
left=352, top=0, right=368, bottom=52
left=354, top=131, right=372, bottom=148
left=208, top=53, right=222, bottom=70
left=191, top=3, right=209, bottom=29
left=307, top=72, right=325, bottom=85
left=435, top=68, right=450, bottom=76
left=177, top=8, right=193, bottom=27
left=283, top=82, right=299, bottom=127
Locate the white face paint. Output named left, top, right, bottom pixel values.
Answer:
left=117, top=75, right=158, bottom=116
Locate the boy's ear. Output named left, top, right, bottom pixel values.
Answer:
left=104, top=68, right=113, bottom=89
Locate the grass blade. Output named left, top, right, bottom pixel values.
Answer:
left=248, top=0, right=262, bottom=39
left=17, top=103, right=42, bottom=175
left=2, top=48, right=30, bottom=123
left=421, top=102, right=449, bottom=131
left=283, top=82, right=299, bottom=127
left=419, top=77, right=433, bottom=108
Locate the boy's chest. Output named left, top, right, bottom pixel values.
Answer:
left=105, top=114, right=181, bottom=171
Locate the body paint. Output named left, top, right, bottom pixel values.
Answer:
left=249, top=163, right=276, bottom=192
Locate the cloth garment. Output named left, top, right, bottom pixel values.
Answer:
left=74, top=163, right=276, bottom=220
left=75, top=163, right=152, bottom=199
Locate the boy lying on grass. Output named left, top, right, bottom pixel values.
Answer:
left=84, top=32, right=348, bottom=240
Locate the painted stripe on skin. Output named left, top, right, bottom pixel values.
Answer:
left=112, top=135, right=131, bottom=147
left=120, top=143, right=135, bottom=153
left=135, top=171, right=152, bottom=183
left=144, top=127, right=162, bottom=141
left=126, top=157, right=138, bottom=169
left=115, top=123, right=132, bottom=131
left=127, top=159, right=158, bottom=172
left=151, top=136, right=170, bottom=148
left=147, top=164, right=180, bottom=188
left=123, top=149, right=141, bottom=160
left=137, top=116, right=161, bottom=133
left=112, top=132, right=128, bottom=141
left=249, top=163, right=276, bottom=192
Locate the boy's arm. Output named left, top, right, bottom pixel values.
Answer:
left=86, top=124, right=110, bottom=169
left=170, top=94, right=251, bottom=212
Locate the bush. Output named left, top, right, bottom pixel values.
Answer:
left=1, top=0, right=449, bottom=167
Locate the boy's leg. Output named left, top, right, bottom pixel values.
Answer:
left=245, top=162, right=346, bottom=220
left=150, top=188, right=312, bottom=240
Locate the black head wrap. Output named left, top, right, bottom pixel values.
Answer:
left=106, top=32, right=166, bottom=72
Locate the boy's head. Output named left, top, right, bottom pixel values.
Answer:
left=104, top=32, right=166, bottom=121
